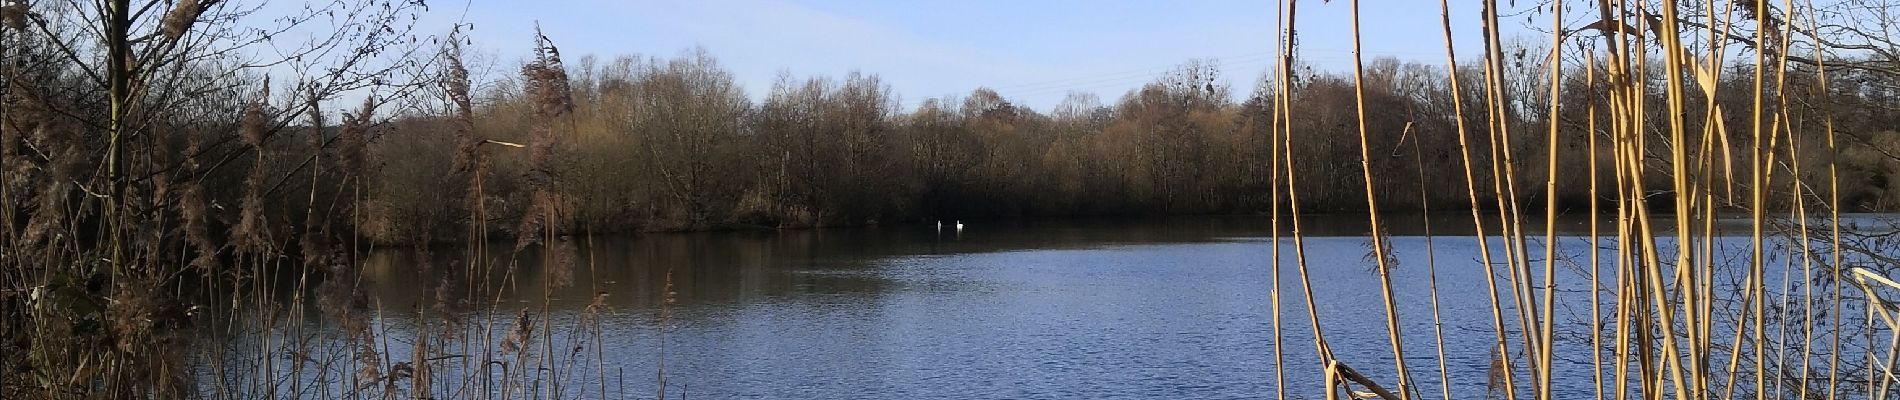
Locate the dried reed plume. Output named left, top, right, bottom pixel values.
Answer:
left=301, top=93, right=331, bottom=272
left=354, top=332, right=384, bottom=390
left=316, top=251, right=367, bottom=332
left=0, top=94, right=24, bottom=195
left=522, top=26, right=575, bottom=121
left=550, top=236, right=576, bottom=289
left=20, top=110, right=82, bottom=246
left=499, top=307, right=536, bottom=356
left=444, top=50, right=478, bottom=169
left=232, top=97, right=273, bottom=255
left=338, top=96, right=372, bottom=178
left=177, top=129, right=219, bottom=271
left=514, top=27, right=573, bottom=251
left=432, top=264, right=468, bottom=334
left=0, top=0, right=25, bottom=31
left=160, top=0, right=203, bottom=40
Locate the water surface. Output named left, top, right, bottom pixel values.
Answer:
left=233, top=214, right=1897, bottom=398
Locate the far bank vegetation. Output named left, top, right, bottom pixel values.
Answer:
left=360, top=43, right=1900, bottom=244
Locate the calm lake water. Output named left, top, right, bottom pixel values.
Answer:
left=220, top=214, right=1899, bottom=399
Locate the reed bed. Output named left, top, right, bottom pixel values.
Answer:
left=1275, top=0, right=1900, bottom=398
left=0, top=4, right=667, bottom=396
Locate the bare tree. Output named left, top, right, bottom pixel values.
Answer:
left=1, top=0, right=425, bottom=396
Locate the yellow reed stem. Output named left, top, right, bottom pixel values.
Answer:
left=1268, top=1, right=1290, bottom=397
left=1440, top=0, right=1521, bottom=397
left=1643, top=1, right=1702, bottom=397
left=1273, top=0, right=1334, bottom=372
left=1798, top=2, right=1845, bottom=398
left=1537, top=3, right=1566, bottom=396
left=1346, top=0, right=1412, bottom=396
left=1586, top=51, right=1607, bottom=400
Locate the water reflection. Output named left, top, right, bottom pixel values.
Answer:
left=266, top=214, right=1898, bottom=398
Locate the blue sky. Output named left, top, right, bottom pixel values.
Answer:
left=425, top=0, right=1544, bottom=111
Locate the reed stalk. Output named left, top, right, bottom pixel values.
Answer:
left=1807, top=0, right=1849, bottom=396
left=1268, top=0, right=1290, bottom=396
left=1345, top=0, right=1413, bottom=396
left=1537, top=5, right=1566, bottom=398
left=1271, top=0, right=1336, bottom=373
left=1434, top=0, right=1523, bottom=397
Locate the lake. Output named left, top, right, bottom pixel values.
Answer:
left=207, top=214, right=1900, bottom=399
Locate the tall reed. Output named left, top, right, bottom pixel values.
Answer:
left=1286, top=0, right=1900, bottom=398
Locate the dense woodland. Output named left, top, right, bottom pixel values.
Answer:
left=1, top=5, right=1896, bottom=249
left=8, top=8, right=1890, bottom=247
left=357, top=43, right=1900, bottom=243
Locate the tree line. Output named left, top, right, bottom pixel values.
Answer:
left=353, top=39, right=1899, bottom=243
